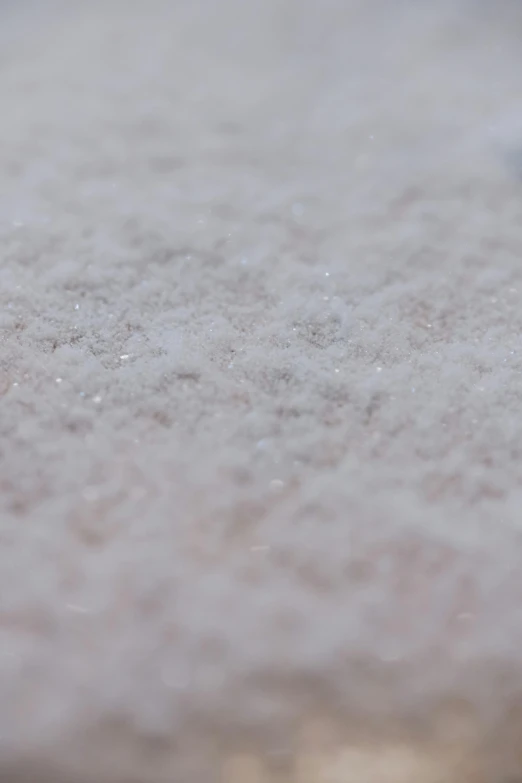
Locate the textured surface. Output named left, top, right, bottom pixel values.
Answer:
left=2, top=1, right=522, bottom=780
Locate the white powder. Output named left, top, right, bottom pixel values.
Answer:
left=1, top=1, right=522, bottom=780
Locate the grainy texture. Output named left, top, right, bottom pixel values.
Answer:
left=2, top=1, right=522, bottom=781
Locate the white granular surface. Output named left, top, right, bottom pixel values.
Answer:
left=2, top=1, right=522, bottom=780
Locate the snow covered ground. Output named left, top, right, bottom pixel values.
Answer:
left=2, top=1, right=522, bottom=780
